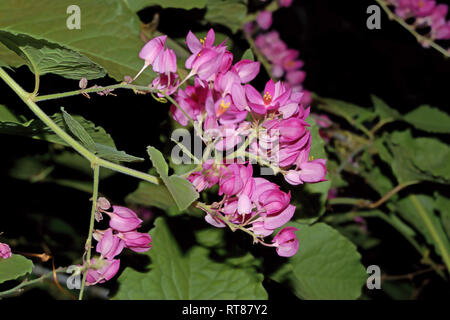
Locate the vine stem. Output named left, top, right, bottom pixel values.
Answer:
left=0, top=268, right=67, bottom=298
left=34, top=83, right=157, bottom=102
left=328, top=180, right=419, bottom=209
left=244, top=33, right=273, bottom=78
left=78, top=164, right=100, bottom=300
left=0, top=67, right=160, bottom=185
left=375, top=0, right=450, bottom=58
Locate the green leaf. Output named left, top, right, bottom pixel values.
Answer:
left=0, top=0, right=156, bottom=84
left=95, top=144, right=144, bottom=163
left=376, top=130, right=450, bottom=184
left=390, top=130, right=450, bottom=183
left=286, top=222, right=366, bottom=300
left=114, top=217, right=267, bottom=299
left=318, top=97, right=376, bottom=125
left=241, top=48, right=254, bottom=61
left=371, top=95, right=401, bottom=122
left=0, top=41, right=24, bottom=68
left=403, top=105, right=450, bottom=134
left=0, top=30, right=105, bottom=80
left=0, top=110, right=143, bottom=163
left=205, top=0, right=247, bottom=33
left=147, top=146, right=199, bottom=211
left=147, top=146, right=169, bottom=177
left=61, top=107, right=97, bottom=152
left=360, top=166, right=395, bottom=197
left=9, top=155, right=53, bottom=183
left=0, top=104, right=20, bottom=122
left=0, top=254, right=34, bottom=284
left=335, top=224, right=381, bottom=250
left=124, top=0, right=207, bottom=11
left=435, top=193, right=450, bottom=239
left=395, top=194, right=450, bottom=261
left=126, top=181, right=179, bottom=214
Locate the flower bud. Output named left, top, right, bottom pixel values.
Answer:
left=0, top=242, right=11, bottom=259
left=107, top=206, right=143, bottom=232
left=272, top=226, right=299, bottom=257
left=96, top=228, right=125, bottom=260
left=119, top=231, right=152, bottom=253
left=86, top=258, right=120, bottom=286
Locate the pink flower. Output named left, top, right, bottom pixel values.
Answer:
left=250, top=221, right=275, bottom=237
left=190, top=47, right=226, bottom=80
left=286, top=70, right=306, bottom=85
left=233, top=60, right=261, bottom=83
left=279, top=0, right=293, bottom=7
left=245, top=79, right=291, bottom=114
left=139, top=35, right=167, bottom=65
left=259, top=189, right=291, bottom=215
left=219, top=164, right=245, bottom=196
left=272, top=226, right=299, bottom=257
left=0, top=242, right=11, bottom=259
left=257, top=11, right=273, bottom=30
left=95, top=228, right=125, bottom=260
left=237, top=194, right=253, bottom=215
left=284, top=159, right=327, bottom=185
left=152, top=73, right=179, bottom=97
left=263, top=204, right=296, bottom=230
left=135, top=35, right=168, bottom=79
left=107, top=206, right=143, bottom=232
left=186, top=29, right=215, bottom=57
left=86, top=258, right=120, bottom=286
left=119, top=231, right=152, bottom=253
left=152, top=48, right=177, bottom=75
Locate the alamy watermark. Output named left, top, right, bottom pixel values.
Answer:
left=366, top=265, right=381, bottom=289
left=66, top=5, right=81, bottom=30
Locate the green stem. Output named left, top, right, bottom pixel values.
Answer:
left=370, top=117, right=394, bottom=136
left=78, top=164, right=100, bottom=300
left=375, top=0, right=450, bottom=58
left=0, top=67, right=159, bottom=185
left=244, top=33, right=273, bottom=78
left=34, top=83, right=156, bottom=102
left=0, top=268, right=66, bottom=298
left=328, top=181, right=419, bottom=209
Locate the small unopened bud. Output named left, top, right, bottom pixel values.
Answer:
left=97, top=197, right=111, bottom=210
left=79, top=77, right=88, bottom=89
left=124, top=75, right=133, bottom=84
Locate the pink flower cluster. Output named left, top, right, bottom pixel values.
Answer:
left=193, top=164, right=300, bottom=257
left=0, top=242, right=11, bottom=259
left=136, top=28, right=327, bottom=257
left=84, top=198, right=152, bottom=286
left=388, top=0, right=450, bottom=41
left=255, top=32, right=310, bottom=104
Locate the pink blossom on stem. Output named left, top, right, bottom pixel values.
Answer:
left=118, top=231, right=152, bottom=252
left=95, top=228, right=125, bottom=260
left=257, top=11, right=273, bottom=30
left=272, top=226, right=299, bottom=257
left=107, top=206, right=143, bottom=232
left=0, top=242, right=11, bottom=259
left=86, top=258, right=120, bottom=286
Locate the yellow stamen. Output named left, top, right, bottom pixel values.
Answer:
left=217, top=100, right=231, bottom=117
left=309, top=155, right=315, bottom=161
left=200, top=38, right=206, bottom=46
left=263, top=91, right=272, bottom=105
